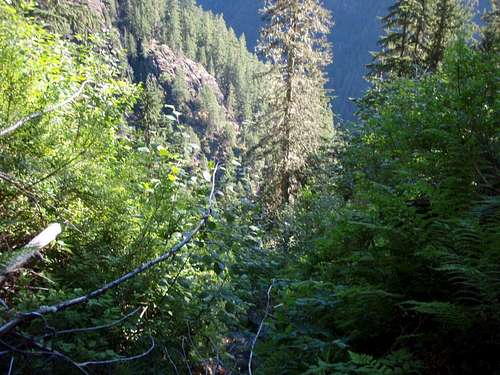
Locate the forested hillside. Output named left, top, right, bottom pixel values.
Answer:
left=0, top=0, right=499, bottom=374
left=198, top=0, right=392, bottom=122
left=198, top=0, right=492, bottom=122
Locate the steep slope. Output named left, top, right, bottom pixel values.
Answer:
left=147, top=41, right=224, bottom=104
left=34, top=0, right=259, bottom=162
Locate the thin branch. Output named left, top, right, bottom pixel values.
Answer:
left=7, top=355, right=14, bottom=375
left=0, top=164, right=219, bottom=337
left=165, top=346, right=180, bottom=375
left=29, top=150, right=86, bottom=188
left=78, top=336, right=155, bottom=367
left=0, top=81, right=89, bottom=138
left=0, top=170, right=83, bottom=233
left=40, top=307, right=143, bottom=339
left=248, top=281, right=274, bottom=375
left=186, top=321, right=204, bottom=369
left=0, top=298, right=9, bottom=310
left=208, top=336, right=223, bottom=372
left=25, top=312, right=56, bottom=337
left=27, top=270, right=56, bottom=285
left=181, top=337, right=193, bottom=375
left=0, top=171, right=37, bottom=200
left=0, top=338, right=89, bottom=375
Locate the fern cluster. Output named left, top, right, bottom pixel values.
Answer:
left=258, top=40, right=500, bottom=374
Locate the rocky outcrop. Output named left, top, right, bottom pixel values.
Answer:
left=146, top=41, right=225, bottom=104
left=37, top=1, right=238, bottom=162
left=38, top=0, right=110, bottom=32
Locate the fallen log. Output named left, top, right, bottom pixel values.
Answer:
left=0, top=223, right=62, bottom=285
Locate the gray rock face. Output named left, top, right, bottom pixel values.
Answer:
left=147, top=41, right=225, bottom=105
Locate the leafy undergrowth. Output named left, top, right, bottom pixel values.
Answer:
left=1, top=1, right=499, bottom=375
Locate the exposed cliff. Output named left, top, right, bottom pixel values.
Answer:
left=144, top=40, right=239, bottom=160
left=34, top=0, right=239, bottom=161
left=147, top=41, right=224, bottom=104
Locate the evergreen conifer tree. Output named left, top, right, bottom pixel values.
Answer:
left=171, top=70, right=190, bottom=107
left=481, top=1, right=499, bottom=53
left=368, top=0, right=428, bottom=78
left=256, top=0, right=333, bottom=208
left=368, top=0, right=429, bottom=79
left=226, top=83, right=237, bottom=117
left=369, top=0, right=473, bottom=79
left=427, top=0, right=473, bottom=70
left=165, top=0, right=182, bottom=51
left=198, top=85, right=222, bottom=137
left=140, top=74, right=165, bottom=147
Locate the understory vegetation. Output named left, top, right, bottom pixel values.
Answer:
left=0, top=0, right=498, bottom=374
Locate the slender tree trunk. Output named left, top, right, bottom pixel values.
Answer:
left=281, top=10, right=298, bottom=206
left=282, top=56, right=293, bottom=205
left=399, top=14, right=409, bottom=76
left=414, top=0, right=426, bottom=58
left=429, top=0, right=448, bottom=70
left=0, top=224, right=62, bottom=285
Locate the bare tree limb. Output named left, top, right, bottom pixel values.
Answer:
left=165, top=346, right=180, bottom=375
left=0, top=81, right=89, bottom=138
left=0, top=338, right=89, bottom=375
left=0, top=171, right=37, bottom=200
left=0, top=223, right=62, bottom=285
left=77, top=336, right=155, bottom=367
left=0, top=164, right=219, bottom=337
left=39, top=306, right=143, bottom=339
left=27, top=270, right=56, bottom=285
left=0, top=298, right=9, bottom=310
left=7, top=355, right=14, bottom=375
left=248, top=281, right=274, bottom=375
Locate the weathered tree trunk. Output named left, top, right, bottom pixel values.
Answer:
left=0, top=223, right=62, bottom=285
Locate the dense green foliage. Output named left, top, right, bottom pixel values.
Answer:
left=252, top=12, right=500, bottom=373
left=0, top=0, right=498, bottom=374
left=0, top=2, right=241, bottom=373
left=368, top=0, right=475, bottom=79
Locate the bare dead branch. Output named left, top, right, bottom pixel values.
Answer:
left=0, top=81, right=89, bottom=138
left=248, top=281, right=274, bottom=375
left=0, top=223, right=62, bottom=285
left=77, top=336, right=155, bottom=367
left=7, top=355, right=14, bottom=375
left=27, top=270, right=56, bottom=285
left=0, top=338, right=89, bottom=375
left=27, top=312, right=56, bottom=337
left=0, top=164, right=219, bottom=337
left=41, top=306, right=143, bottom=339
left=0, top=171, right=37, bottom=200
left=0, top=298, right=8, bottom=310
left=165, top=346, right=180, bottom=375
